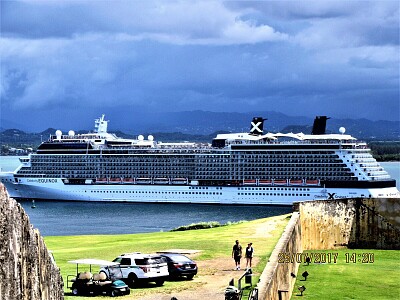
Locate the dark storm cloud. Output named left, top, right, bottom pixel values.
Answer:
left=0, top=1, right=398, bottom=131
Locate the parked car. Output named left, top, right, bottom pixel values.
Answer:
left=67, top=259, right=130, bottom=297
left=159, top=253, right=198, bottom=280
left=100, top=253, right=169, bottom=287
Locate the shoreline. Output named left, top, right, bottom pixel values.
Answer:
left=19, top=200, right=292, bottom=236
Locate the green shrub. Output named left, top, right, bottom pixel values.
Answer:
left=170, top=220, right=247, bottom=231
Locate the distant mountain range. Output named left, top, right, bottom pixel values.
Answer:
left=1, top=111, right=399, bottom=143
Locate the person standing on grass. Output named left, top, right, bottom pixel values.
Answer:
left=245, top=243, right=254, bottom=270
left=232, top=240, right=242, bottom=270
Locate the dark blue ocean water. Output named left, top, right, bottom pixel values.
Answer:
left=19, top=200, right=291, bottom=236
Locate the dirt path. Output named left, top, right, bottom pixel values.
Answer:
left=137, top=216, right=285, bottom=300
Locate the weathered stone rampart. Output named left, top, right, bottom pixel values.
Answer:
left=257, top=213, right=301, bottom=300
left=257, top=198, right=400, bottom=299
left=0, top=184, right=64, bottom=300
left=299, top=199, right=400, bottom=250
left=361, top=198, right=400, bottom=230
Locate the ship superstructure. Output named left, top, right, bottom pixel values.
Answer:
left=1, top=115, right=398, bottom=205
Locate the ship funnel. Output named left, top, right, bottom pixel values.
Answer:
left=249, top=117, right=266, bottom=135
left=312, top=116, right=330, bottom=135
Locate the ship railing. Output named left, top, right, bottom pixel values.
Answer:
left=369, top=174, right=391, bottom=179
left=48, top=134, right=102, bottom=141
left=227, top=140, right=346, bottom=146
left=103, top=146, right=214, bottom=153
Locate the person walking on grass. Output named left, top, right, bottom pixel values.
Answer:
left=245, top=243, right=254, bottom=270
left=232, top=240, right=242, bottom=270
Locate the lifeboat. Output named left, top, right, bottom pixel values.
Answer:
left=172, top=178, right=188, bottom=185
left=109, top=178, right=122, bottom=184
left=243, top=179, right=256, bottom=185
left=259, top=179, right=273, bottom=185
left=122, top=178, right=135, bottom=184
left=273, top=179, right=287, bottom=185
left=305, top=179, right=320, bottom=186
left=96, top=177, right=108, bottom=184
left=136, top=178, right=152, bottom=184
left=154, top=178, right=169, bottom=184
left=289, top=179, right=303, bottom=186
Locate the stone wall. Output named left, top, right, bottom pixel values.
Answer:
left=299, top=199, right=400, bottom=250
left=299, top=199, right=355, bottom=250
left=256, top=198, right=400, bottom=299
left=361, top=198, right=400, bottom=230
left=0, top=184, right=64, bottom=300
left=257, top=213, right=301, bottom=300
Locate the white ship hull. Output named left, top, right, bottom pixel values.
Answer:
left=2, top=175, right=399, bottom=205
left=1, top=115, right=399, bottom=204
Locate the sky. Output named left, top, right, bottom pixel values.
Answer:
left=1, top=0, right=399, bottom=131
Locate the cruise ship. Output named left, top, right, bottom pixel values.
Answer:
left=1, top=115, right=398, bottom=205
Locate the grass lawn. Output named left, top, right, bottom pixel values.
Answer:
left=44, top=214, right=291, bottom=300
left=291, top=249, right=400, bottom=300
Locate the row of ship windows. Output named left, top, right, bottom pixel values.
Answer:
left=30, top=157, right=345, bottom=164
left=34, top=153, right=337, bottom=160
left=199, top=157, right=340, bottom=161
left=230, top=160, right=343, bottom=164
left=238, top=193, right=310, bottom=197
left=89, top=190, right=223, bottom=195
left=32, top=158, right=229, bottom=163
left=28, top=165, right=347, bottom=172
left=232, top=151, right=337, bottom=155
left=27, top=165, right=350, bottom=171
left=224, top=172, right=351, bottom=176
left=29, top=162, right=345, bottom=170
left=30, top=158, right=343, bottom=164
left=239, top=187, right=311, bottom=191
left=352, top=155, right=374, bottom=159
left=30, top=156, right=341, bottom=163
left=196, top=167, right=348, bottom=172
left=29, top=164, right=342, bottom=171
left=29, top=167, right=193, bottom=172
left=23, top=173, right=351, bottom=179
left=19, top=166, right=352, bottom=175
left=29, top=162, right=346, bottom=169
left=25, top=172, right=350, bottom=178
left=195, top=173, right=353, bottom=177
left=18, top=168, right=353, bottom=175
left=84, top=190, right=311, bottom=197
left=233, top=154, right=338, bottom=157
left=35, top=150, right=337, bottom=157
left=189, top=186, right=223, bottom=190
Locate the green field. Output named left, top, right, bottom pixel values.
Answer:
left=44, top=214, right=290, bottom=299
left=44, top=215, right=400, bottom=300
left=290, top=249, right=400, bottom=300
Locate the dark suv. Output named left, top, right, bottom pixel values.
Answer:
left=159, top=253, right=197, bottom=280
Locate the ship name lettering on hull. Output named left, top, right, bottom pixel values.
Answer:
left=37, top=179, right=58, bottom=183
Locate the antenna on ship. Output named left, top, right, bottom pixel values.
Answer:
left=94, top=114, right=108, bottom=134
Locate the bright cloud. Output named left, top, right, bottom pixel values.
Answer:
left=0, top=0, right=398, bottom=130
